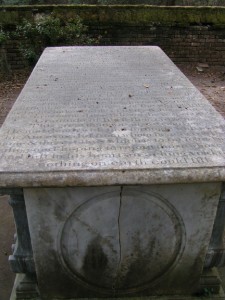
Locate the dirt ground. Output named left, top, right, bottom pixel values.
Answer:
left=178, top=64, right=225, bottom=118
left=0, top=64, right=225, bottom=300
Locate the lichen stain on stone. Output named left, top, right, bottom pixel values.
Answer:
left=82, top=236, right=111, bottom=288
left=115, top=234, right=159, bottom=291
left=81, top=231, right=172, bottom=294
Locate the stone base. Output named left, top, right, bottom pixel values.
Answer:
left=197, top=268, right=223, bottom=295
left=10, top=269, right=225, bottom=300
left=10, top=274, right=40, bottom=300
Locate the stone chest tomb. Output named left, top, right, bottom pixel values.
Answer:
left=0, top=46, right=225, bottom=300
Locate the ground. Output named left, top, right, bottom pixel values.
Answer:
left=178, top=64, right=225, bottom=118
left=0, top=64, right=225, bottom=300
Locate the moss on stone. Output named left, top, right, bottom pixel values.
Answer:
left=1, top=5, right=225, bottom=26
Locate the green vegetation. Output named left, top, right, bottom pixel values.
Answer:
left=0, top=25, right=11, bottom=78
left=15, top=14, right=100, bottom=65
left=202, top=287, right=215, bottom=297
left=1, top=5, right=225, bottom=28
left=0, top=26, right=8, bottom=45
left=0, top=0, right=30, bottom=4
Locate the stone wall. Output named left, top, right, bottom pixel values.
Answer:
left=100, top=25, right=225, bottom=65
left=1, top=5, right=225, bottom=69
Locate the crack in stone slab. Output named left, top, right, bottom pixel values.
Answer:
left=113, top=186, right=123, bottom=294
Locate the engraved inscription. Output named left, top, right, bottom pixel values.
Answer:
left=0, top=47, right=225, bottom=173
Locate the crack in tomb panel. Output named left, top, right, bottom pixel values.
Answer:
left=113, top=186, right=123, bottom=294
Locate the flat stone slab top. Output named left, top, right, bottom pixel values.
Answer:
left=0, top=46, right=225, bottom=187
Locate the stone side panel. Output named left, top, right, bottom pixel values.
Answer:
left=24, top=183, right=221, bottom=299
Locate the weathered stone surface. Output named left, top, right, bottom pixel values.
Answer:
left=24, top=183, right=221, bottom=298
left=0, top=46, right=225, bottom=187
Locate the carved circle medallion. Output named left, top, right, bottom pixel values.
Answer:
left=59, top=189, right=186, bottom=295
